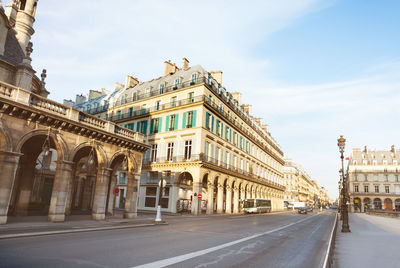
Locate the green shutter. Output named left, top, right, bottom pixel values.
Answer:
left=205, top=112, right=209, bottom=129
left=136, top=121, right=140, bottom=132
left=229, top=129, right=232, bottom=142
left=150, top=119, right=154, bottom=134
left=192, top=110, right=197, bottom=127
left=216, top=119, right=219, bottom=134
left=165, top=116, right=170, bottom=131
left=158, top=117, right=162, bottom=133
left=174, top=114, right=179, bottom=130
left=124, top=124, right=128, bottom=128
left=211, top=116, right=214, bottom=132
left=182, top=112, right=187, bottom=129
left=220, top=122, right=223, bottom=137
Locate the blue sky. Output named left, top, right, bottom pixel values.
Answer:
left=28, top=0, right=400, bottom=199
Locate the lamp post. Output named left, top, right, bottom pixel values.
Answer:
left=337, top=135, right=351, bottom=232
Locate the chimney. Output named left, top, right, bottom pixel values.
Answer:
left=182, top=57, right=189, bottom=70
left=241, top=104, right=251, bottom=114
left=363, top=146, right=367, bottom=153
left=254, top=117, right=262, bottom=125
left=114, top=82, right=124, bottom=90
left=391, top=145, right=395, bottom=153
left=262, top=124, right=268, bottom=132
left=88, top=90, right=102, bottom=100
left=75, top=94, right=86, bottom=105
left=163, top=60, right=179, bottom=76
left=125, top=75, right=139, bottom=89
left=210, top=70, right=222, bottom=85
left=231, top=92, right=242, bottom=106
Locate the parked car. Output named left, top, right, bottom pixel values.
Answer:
left=329, top=205, right=338, bottom=210
left=298, top=207, right=307, bottom=214
left=306, top=206, right=313, bottom=212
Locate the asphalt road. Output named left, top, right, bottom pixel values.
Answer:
left=0, top=210, right=336, bottom=268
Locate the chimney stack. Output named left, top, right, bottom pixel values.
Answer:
left=163, top=60, right=180, bottom=76
left=262, top=124, right=268, bottom=132
left=210, top=70, right=223, bottom=85
left=254, top=117, right=262, bottom=125
left=125, top=75, right=139, bottom=89
left=363, top=146, right=367, bottom=153
left=241, top=104, right=251, bottom=114
left=182, top=57, right=189, bottom=70
left=231, top=92, right=242, bottom=106
left=391, top=145, right=395, bottom=153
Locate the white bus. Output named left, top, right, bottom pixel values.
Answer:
left=243, top=199, right=272, bottom=213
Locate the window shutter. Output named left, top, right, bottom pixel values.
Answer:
left=205, top=112, right=209, bottom=129
left=211, top=116, right=214, bottom=132
left=124, top=124, right=128, bottom=128
left=136, top=121, right=140, bottom=132
left=158, top=117, right=162, bottom=133
left=174, top=114, right=179, bottom=130
left=165, top=116, right=170, bottom=132
left=182, top=112, right=187, bottom=129
left=150, top=119, right=154, bottom=134
left=229, top=128, right=232, bottom=142
left=220, top=122, right=223, bottom=137
left=143, top=120, right=148, bottom=135
left=216, top=119, right=219, bottom=134
left=192, top=110, right=197, bottom=127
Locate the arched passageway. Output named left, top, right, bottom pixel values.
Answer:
left=373, top=198, right=382, bottom=210
left=395, top=199, right=400, bottom=211
left=384, top=198, right=392, bottom=211
left=353, top=197, right=361, bottom=212
left=176, top=172, right=193, bottom=213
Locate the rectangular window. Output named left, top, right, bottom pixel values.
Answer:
left=141, top=104, right=146, bottom=115
left=184, top=140, right=192, bottom=160
left=156, top=100, right=161, bottom=111
left=188, top=92, right=194, bottom=103
left=151, top=144, right=157, bottom=162
left=385, top=186, right=389, bottom=193
left=167, top=142, right=174, bottom=161
left=145, top=186, right=157, bottom=208
left=186, top=111, right=193, bottom=128
left=396, top=175, right=399, bottom=182
left=153, top=118, right=159, bottom=133
left=169, top=115, right=175, bottom=131
left=159, top=84, right=164, bottom=94
left=191, top=73, right=197, bottom=83
left=364, top=185, right=369, bottom=193
left=117, top=110, right=122, bottom=120
left=205, top=112, right=210, bottom=129
left=129, top=107, right=133, bottom=117
left=171, top=96, right=177, bottom=107
left=354, top=185, right=359, bottom=192
left=375, top=185, right=379, bottom=193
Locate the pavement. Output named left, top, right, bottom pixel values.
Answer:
left=334, top=213, right=400, bottom=268
left=0, top=210, right=336, bottom=268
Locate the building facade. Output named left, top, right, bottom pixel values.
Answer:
left=0, top=1, right=149, bottom=224
left=84, top=59, right=286, bottom=215
left=283, top=158, right=328, bottom=207
left=348, top=146, right=400, bottom=212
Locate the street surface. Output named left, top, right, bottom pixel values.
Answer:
left=0, top=210, right=336, bottom=268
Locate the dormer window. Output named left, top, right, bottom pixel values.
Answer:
left=191, top=73, right=197, bottom=84
left=159, top=84, right=165, bottom=94
left=175, top=79, right=180, bottom=86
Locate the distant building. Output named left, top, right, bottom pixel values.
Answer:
left=348, top=145, right=400, bottom=212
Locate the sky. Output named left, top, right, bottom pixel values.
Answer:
left=27, top=0, right=400, bottom=200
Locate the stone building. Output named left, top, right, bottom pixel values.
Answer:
left=0, top=1, right=149, bottom=224
left=283, top=158, right=328, bottom=207
left=348, top=146, right=400, bottom=212
left=84, top=59, right=286, bottom=215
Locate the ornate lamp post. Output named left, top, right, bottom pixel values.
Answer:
left=337, top=135, right=350, bottom=232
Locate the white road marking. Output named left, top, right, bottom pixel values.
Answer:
left=132, top=214, right=318, bottom=268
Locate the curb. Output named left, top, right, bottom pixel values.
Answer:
left=322, top=213, right=338, bottom=268
left=0, top=222, right=168, bottom=240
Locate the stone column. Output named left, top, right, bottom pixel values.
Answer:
left=0, top=151, right=21, bottom=224
left=225, top=186, right=232, bottom=214
left=206, top=183, right=214, bottom=214
left=191, top=182, right=202, bottom=215
left=106, top=174, right=117, bottom=215
left=92, top=168, right=111, bottom=220
left=48, top=160, right=74, bottom=222
left=170, top=184, right=179, bottom=213
left=216, top=184, right=224, bottom=213
left=124, top=174, right=140, bottom=218
left=233, top=187, right=239, bottom=214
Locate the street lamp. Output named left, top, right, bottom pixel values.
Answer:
left=337, top=135, right=350, bottom=232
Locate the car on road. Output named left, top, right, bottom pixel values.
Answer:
left=298, top=207, right=307, bottom=214
left=306, top=206, right=313, bottom=212
left=329, top=205, right=338, bottom=210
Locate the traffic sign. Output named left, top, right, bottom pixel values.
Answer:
left=198, top=194, right=202, bottom=199
left=114, top=188, right=120, bottom=194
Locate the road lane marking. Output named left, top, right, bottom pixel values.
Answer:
left=322, top=213, right=338, bottom=268
left=132, top=214, right=319, bottom=268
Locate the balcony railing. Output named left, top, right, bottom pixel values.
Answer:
left=85, top=74, right=282, bottom=154
left=143, top=154, right=283, bottom=189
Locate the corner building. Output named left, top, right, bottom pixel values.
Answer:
left=88, top=59, right=286, bottom=215
left=348, top=146, right=400, bottom=212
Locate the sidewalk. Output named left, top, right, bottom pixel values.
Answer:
left=334, top=213, right=400, bottom=268
left=0, top=211, right=167, bottom=239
